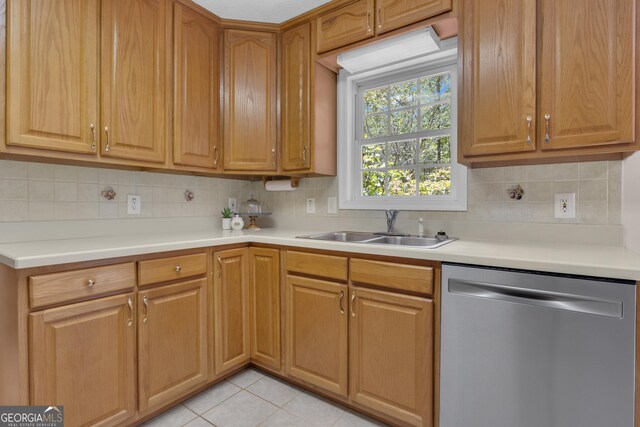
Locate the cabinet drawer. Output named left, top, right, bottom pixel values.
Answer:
left=138, top=253, right=207, bottom=286
left=316, top=0, right=375, bottom=53
left=286, top=251, right=348, bottom=281
left=29, top=262, right=136, bottom=309
left=350, top=258, right=433, bottom=295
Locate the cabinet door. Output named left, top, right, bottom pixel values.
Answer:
left=7, top=0, right=99, bottom=155
left=375, top=0, right=452, bottom=34
left=249, top=247, right=281, bottom=371
left=350, top=287, right=433, bottom=426
left=459, top=0, right=537, bottom=157
left=316, top=0, right=375, bottom=53
left=101, top=0, right=170, bottom=163
left=539, top=0, right=635, bottom=150
left=173, top=3, right=220, bottom=169
left=30, top=293, right=136, bottom=427
left=285, top=275, right=348, bottom=397
left=282, top=24, right=311, bottom=172
left=213, top=248, right=250, bottom=375
left=223, top=30, right=277, bottom=171
left=138, top=279, right=208, bottom=412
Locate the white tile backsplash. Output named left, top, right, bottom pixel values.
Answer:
left=0, top=160, right=253, bottom=222
left=0, top=159, right=622, bottom=227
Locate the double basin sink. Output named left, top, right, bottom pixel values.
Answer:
left=297, top=231, right=456, bottom=249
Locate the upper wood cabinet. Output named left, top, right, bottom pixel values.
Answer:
left=282, top=24, right=312, bottom=171
left=223, top=30, right=278, bottom=172
left=6, top=0, right=100, bottom=155
left=539, top=0, right=635, bottom=151
left=459, top=0, right=537, bottom=157
left=173, top=2, right=220, bottom=170
left=213, top=248, right=251, bottom=375
left=100, top=0, right=171, bottom=164
left=316, top=0, right=375, bottom=53
left=249, top=247, right=281, bottom=372
left=285, top=274, right=348, bottom=397
left=30, top=293, right=136, bottom=427
left=137, top=279, right=209, bottom=412
left=349, top=286, right=433, bottom=427
left=460, top=0, right=639, bottom=165
left=376, top=0, right=452, bottom=34
left=282, top=24, right=337, bottom=175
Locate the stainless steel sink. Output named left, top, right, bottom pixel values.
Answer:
left=297, top=231, right=457, bottom=248
left=298, top=231, right=380, bottom=242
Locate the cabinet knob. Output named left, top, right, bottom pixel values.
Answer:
left=87, top=279, right=96, bottom=287
left=175, top=265, right=182, bottom=273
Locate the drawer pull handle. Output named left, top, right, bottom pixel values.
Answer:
left=175, top=265, right=182, bottom=273
left=104, top=126, right=111, bottom=152
left=339, top=290, right=345, bottom=315
left=143, top=295, right=149, bottom=324
left=87, top=279, right=96, bottom=287
left=89, top=123, right=96, bottom=151
left=127, top=297, right=134, bottom=327
left=350, top=291, right=356, bottom=317
left=544, top=114, right=551, bottom=144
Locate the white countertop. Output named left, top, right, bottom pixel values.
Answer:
left=1, top=229, right=639, bottom=281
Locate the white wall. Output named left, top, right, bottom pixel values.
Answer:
left=623, top=153, right=640, bottom=253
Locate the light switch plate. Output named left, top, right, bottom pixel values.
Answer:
left=228, top=198, right=237, bottom=212
left=127, top=195, right=141, bottom=215
left=327, top=197, right=338, bottom=214
left=306, top=198, right=316, bottom=214
left=554, top=193, right=576, bottom=219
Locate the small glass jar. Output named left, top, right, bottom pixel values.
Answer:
left=243, top=194, right=262, bottom=214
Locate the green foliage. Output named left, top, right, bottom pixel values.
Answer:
left=362, top=144, right=385, bottom=169
left=364, top=87, right=388, bottom=114
left=420, top=167, right=451, bottom=195
left=420, top=136, right=451, bottom=164
left=363, top=114, right=388, bottom=139
left=421, top=103, right=451, bottom=130
left=220, top=207, right=233, bottom=218
left=362, top=171, right=385, bottom=196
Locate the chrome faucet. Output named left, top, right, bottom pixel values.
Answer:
left=385, top=210, right=399, bottom=234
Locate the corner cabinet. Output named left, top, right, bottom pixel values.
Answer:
left=30, top=293, right=137, bottom=427
left=281, top=23, right=337, bottom=175
left=173, top=2, right=220, bottom=170
left=213, top=248, right=251, bottom=375
left=6, top=0, right=100, bottom=155
left=100, top=0, right=171, bottom=164
left=459, top=0, right=639, bottom=165
left=249, top=247, right=281, bottom=372
left=223, top=30, right=278, bottom=172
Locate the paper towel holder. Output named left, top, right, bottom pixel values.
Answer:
left=262, top=177, right=300, bottom=188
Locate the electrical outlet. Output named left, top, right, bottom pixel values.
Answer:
left=228, top=198, right=237, bottom=212
left=127, top=195, right=141, bottom=215
left=554, top=193, right=576, bottom=219
left=306, top=197, right=316, bottom=214
left=327, top=197, right=337, bottom=214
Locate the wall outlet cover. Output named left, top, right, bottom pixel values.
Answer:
left=306, top=198, right=316, bottom=214
left=554, top=193, right=576, bottom=219
left=327, top=197, right=338, bottom=214
left=127, top=195, right=142, bottom=215
left=228, top=197, right=237, bottom=212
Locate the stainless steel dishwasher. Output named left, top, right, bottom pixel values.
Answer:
left=440, top=263, right=636, bottom=427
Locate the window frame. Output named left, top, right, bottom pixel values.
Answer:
left=337, top=40, right=467, bottom=211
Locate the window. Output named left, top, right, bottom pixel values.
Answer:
left=338, top=41, right=466, bottom=211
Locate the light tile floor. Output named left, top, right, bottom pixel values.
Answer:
left=143, top=368, right=388, bottom=427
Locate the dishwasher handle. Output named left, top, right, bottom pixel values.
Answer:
left=448, top=279, right=623, bottom=318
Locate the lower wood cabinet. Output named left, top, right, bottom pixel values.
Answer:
left=285, top=275, right=348, bottom=397
left=138, top=279, right=208, bottom=412
left=213, top=248, right=251, bottom=375
left=30, top=293, right=137, bottom=427
left=249, top=247, right=281, bottom=371
left=350, top=286, right=434, bottom=426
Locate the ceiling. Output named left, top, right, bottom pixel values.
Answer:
left=193, top=0, right=333, bottom=24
